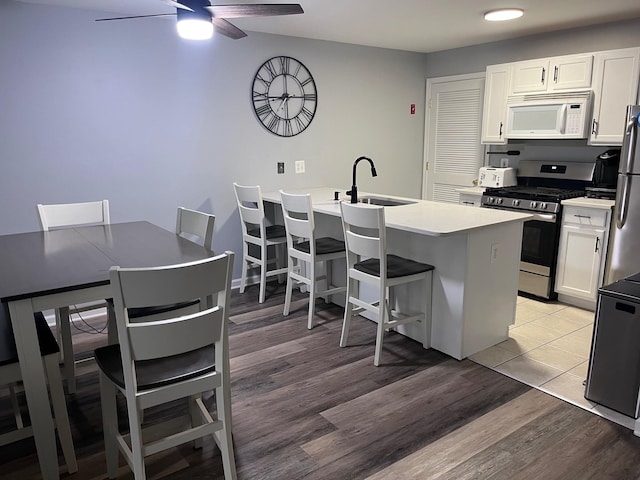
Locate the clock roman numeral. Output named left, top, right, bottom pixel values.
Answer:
left=283, top=120, right=293, bottom=137
left=300, top=77, right=314, bottom=87
left=264, top=60, right=278, bottom=81
left=300, top=106, right=314, bottom=122
left=267, top=114, right=281, bottom=132
left=255, top=73, right=270, bottom=88
left=252, top=91, right=269, bottom=101
left=255, top=104, right=273, bottom=119
left=279, top=56, right=290, bottom=75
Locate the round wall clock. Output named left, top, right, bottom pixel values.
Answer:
left=251, top=56, right=317, bottom=137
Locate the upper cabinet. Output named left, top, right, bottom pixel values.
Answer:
left=510, top=54, right=593, bottom=94
left=482, top=47, right=640, bottom=145
left=481, top=64, right=511, bottom=144
left=589, top=47, right=640, bottom=145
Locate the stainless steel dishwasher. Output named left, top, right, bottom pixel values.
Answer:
left=584, top=273, right=640, bottom=418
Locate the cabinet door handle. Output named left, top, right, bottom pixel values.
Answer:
left=499, top=121, right=503, bottom=137
left=553, top=65, right=558, bottom=83
left=592, top=119, right=598, bottom=135
left=541, top=67, right=546, bottom=84
left=595, top=237, right=600, bottom=252
left=462, top=201, right=475, bottom=205
left=573, top=214, right=592, bottom=219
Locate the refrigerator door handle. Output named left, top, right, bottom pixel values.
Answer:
left=620, top=111, right=638, bottom=175
left=617, top=174, right=630, bottom=229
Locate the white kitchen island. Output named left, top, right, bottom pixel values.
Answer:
left=263, top=188, right=531, bottom=360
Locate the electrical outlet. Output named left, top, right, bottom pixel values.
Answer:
left=500, top=158, right=509, bottom=167
left=490, top=243, right=499, bottom=264
left=277, top=162, right=285, bottom=174
left=295, top=160, right=305, bottom=174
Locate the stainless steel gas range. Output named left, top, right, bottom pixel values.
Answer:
left=481, top=160, right=595, bottom=300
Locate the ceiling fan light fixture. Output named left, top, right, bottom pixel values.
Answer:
left=483, top=8, right=524, bottom=21
left=177, top=18, right=213, bottom=40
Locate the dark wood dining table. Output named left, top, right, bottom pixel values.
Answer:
left=0, top=221, right=216, bottom=479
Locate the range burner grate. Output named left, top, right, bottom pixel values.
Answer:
left=485, top=186, right=585, bottom=202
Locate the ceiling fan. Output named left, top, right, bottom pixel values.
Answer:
left=95, top=1, right=304, bottom=40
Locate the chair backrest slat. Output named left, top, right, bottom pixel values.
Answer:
left=128, top=308, right=223, bottom=361
left=340, top=202, right=386, bottom=262
left=115, top=256, right=229, bottom=309
left=234, top=183, right=266, bottom=235
left=37, top=200, right=110, bottom=231
left=280, top=191, right=314, bottom=244
left=176, top=207, right=215, bottom=249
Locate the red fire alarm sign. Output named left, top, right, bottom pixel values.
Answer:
left=410, top=104, right=416, bottom=115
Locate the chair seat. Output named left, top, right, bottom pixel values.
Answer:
left=0, top=309, right=58, bottom=366
left=355, top=254, right=434, bottom=279
left=294, top=237, right=345, bottom=255
left=94, top=344, right=215, bottom=391
left=248, top=224, right=286, bottom=239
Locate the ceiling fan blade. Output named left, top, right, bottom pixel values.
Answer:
left=212, top=18, right=248, bottom=39
left=160, top=0, right=194, bottom=11
left=95, top=13, right=176, bottom=21
left=205, top=4, right=303, bottom=19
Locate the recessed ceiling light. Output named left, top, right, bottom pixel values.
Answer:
left=484, top=8, right=524, bottom=21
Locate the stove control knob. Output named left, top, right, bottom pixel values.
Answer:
left=512, top=199, right=520, bottom=207
left=496, top=198, right=503, bottom=205
left=540, top=202, right=547, bottom=210
left=487, top=197, right=494, bottom=204
left=531, top=201, right=538, bottom=208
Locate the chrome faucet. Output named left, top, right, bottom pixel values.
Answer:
left=347, top=156, right=377, bottom=203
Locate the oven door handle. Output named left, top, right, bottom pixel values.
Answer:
left=528, top=212, right=557, bottom=223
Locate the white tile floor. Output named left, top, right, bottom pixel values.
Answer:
left=470, top=296, right=637, bottom=431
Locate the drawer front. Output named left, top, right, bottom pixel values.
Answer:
left=459, top=193, right=481, bottom=207
left=563, top=206, right=608, bottom=227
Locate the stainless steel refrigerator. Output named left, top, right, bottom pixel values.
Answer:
left=604, top=105, right=640, bottom=284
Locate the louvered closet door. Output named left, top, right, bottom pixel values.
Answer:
left=423, top=74, right=485, bottom=203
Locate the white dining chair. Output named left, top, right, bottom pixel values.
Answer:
left=176, top=206, right=215, bottom=249
left=233, top=183, right=288, bottom=303
left=94, top=252, right=237, bottom=480
left=339, top=202, right=434, bottom=366
left=37, top=199, right=111, bottom=394
left=0, top=308, right=77, bottom=474
left=280, top=191, right=346, bottom=329
left=118, top=207, right=216, bottom=324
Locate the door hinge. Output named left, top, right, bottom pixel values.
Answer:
left=425, top=162, right=429, bottom=171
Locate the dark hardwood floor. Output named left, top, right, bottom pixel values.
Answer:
left=3, top=283, right=640, bottom=479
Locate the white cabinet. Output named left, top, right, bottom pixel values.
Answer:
left=459, top=192, right=482, bottom=207
left=510, top=54, right=593, bottom=94
left=481, top=64, right=511, bottom=144
left=511, top=59, right=549, bottom=93
left=457, top=187, right=485, bottom=207
left=556, top=204, right=612, bottom=307
left=589, top=47, right=640, bottom=146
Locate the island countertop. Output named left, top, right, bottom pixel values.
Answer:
left=263, top=187, right=531, bottom=236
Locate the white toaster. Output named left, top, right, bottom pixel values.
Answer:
left=478, top=167, right=517, bottom=188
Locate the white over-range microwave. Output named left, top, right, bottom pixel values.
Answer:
left=505, top=91, right=593, bottom=139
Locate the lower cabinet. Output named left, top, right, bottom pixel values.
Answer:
left=457, top=188, right=485, bottom=207
left=555, top=205, right=611, bottom=306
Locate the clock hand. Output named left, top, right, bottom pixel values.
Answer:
left=277, top=95, right=290, bottom=113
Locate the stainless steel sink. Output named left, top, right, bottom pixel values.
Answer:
left=358, top=196, right=416, bottom=207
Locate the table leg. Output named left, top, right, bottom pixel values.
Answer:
left=9, top=299, right=60, bottom=480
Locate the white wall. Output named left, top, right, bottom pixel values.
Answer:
left=0, top=1, right=427, bottom=279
